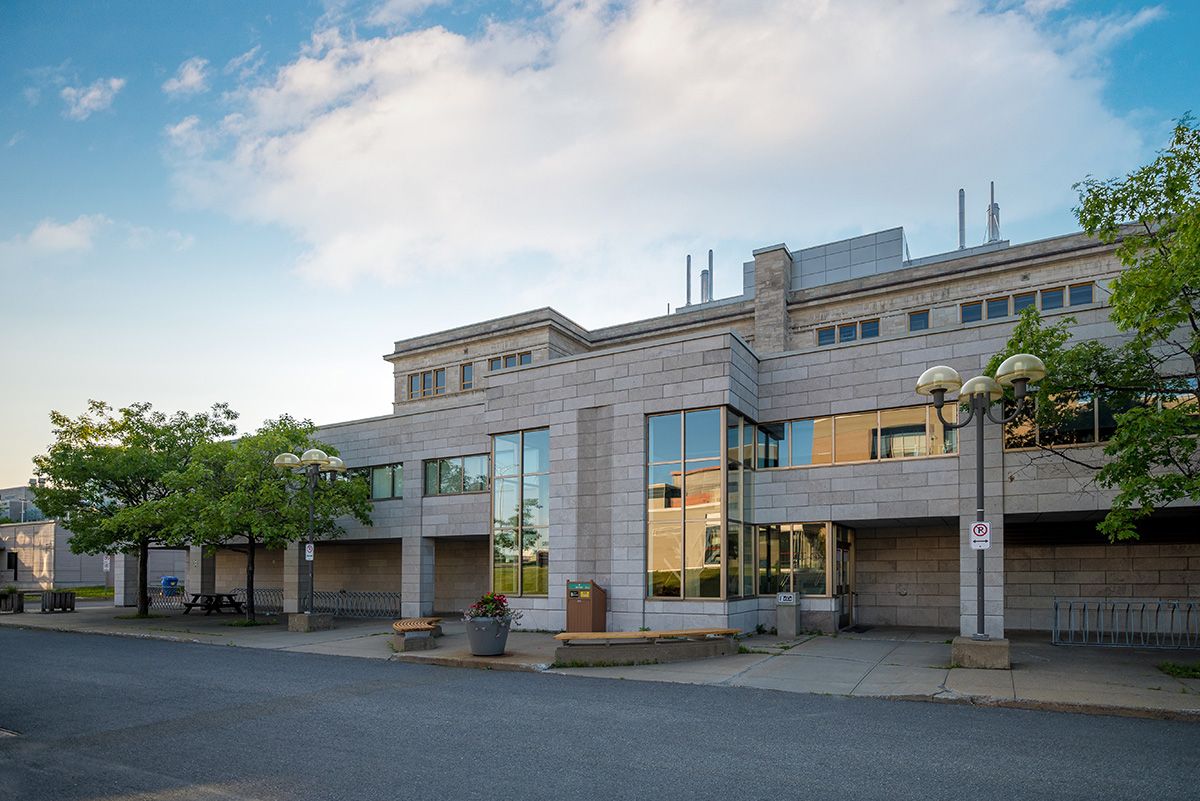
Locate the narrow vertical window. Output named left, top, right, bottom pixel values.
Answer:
left=460, top=363, right=473, bottom=390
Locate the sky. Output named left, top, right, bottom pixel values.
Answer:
left=0, top=0, right=1196, bottom=486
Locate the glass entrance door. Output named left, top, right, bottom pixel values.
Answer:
left=834, top=527, right=854, bottom=629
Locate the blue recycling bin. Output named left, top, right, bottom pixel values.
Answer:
left=160, top=576, right=179, bottom=597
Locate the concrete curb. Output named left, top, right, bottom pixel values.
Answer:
left=882, top=692, right=1200, bottom=723
left=390, top=652, right=549, bottom=673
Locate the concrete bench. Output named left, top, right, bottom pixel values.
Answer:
left=391, top=617, right=443, bottom=652
left=554, top=627, right=739, bottom=666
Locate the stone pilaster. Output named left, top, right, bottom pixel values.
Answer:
left=185, top=545, right=216, bottom=596
left=752, top=243, right=793, bottom=354
left=402, top=536, right=435, bottom=618
left=112, top=553, right=140, bottom=607
left=282, top=541, right=310, bottom=614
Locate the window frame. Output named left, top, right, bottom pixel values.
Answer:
left=837, top=322, right=857, bottom=343
left=1040, top=286, right=1065, bottom=311
left=961, top=301, right=983, bottom=324
left=460, top=363, right=474, bottom=391
left=1069, top=282, right=1094, bottom=307
left=816, top=326, right=836, bottom=346
left=1013, top=291, right=1036, bottom=313
left=986, top=297, right=1009, bottom=319
left=859, top=318, right=880, bottom=339
left=355, top=463, right=403, bottom=501
left=908, top=310, right=930, bottom=332
left=424, top=454, right=490, bottom=496
left=490, top=428, right=550, bottom=597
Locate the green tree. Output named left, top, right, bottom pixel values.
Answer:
left=167, top=415, right=372, bottom=620
left=988, top=117, right=1200, bottom=540
left=31, top=400, right=239, bottom=616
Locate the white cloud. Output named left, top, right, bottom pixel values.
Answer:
left=21, top=214, right=110, bottom=252
left=163, top=57, right=210, bottom=97
left=60, top=77, right=126, bottom=120
left=6, top=131, right=24, bottom=148
left=366, top=0, right=447, bottom=27
left=224, top=46, right=264, bottom=79
left=165, top=0, right=1156, bottom=322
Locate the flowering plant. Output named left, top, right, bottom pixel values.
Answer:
left=463, top=592, right=523, bottom=625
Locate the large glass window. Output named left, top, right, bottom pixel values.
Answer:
left=756, top=523, right=834, bottom=597
left=424, top=455, right=490, bottom=496
left=363, top=464, right=402, bottom=500
left=490, top=351, right=532, bottom=371
left=834, top=411, right=877, bottom=463
left=647, top=410, right=724, bottom=599
left=491, top=428, right=549, bottom=596
left=790, top=418, right=833, bottom=466
left=879, top=407, right=928, bottom=459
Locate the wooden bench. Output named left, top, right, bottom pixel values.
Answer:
left=555, top=627, right=738, bottom=644
left=391, top=617, right=443, bottom=652
left=554, top=627, right=739, bottom=667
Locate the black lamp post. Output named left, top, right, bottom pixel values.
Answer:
left=916, top=353, right=1047, bottom=640
left=273, top=449, right=345, bottom=616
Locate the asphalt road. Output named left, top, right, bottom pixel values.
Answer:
left=0, top=628, right=1195, bottom=801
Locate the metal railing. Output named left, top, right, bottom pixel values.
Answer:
left=1052, top=598, right=1200, bottom=649
left=230, top=587, right=284, bottom=615
left=229, top=588, right=402, bottom=618
left=148, top=586, right=186, bottom=611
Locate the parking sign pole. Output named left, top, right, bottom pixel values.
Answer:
left=974, top=394, right=987, bottom=641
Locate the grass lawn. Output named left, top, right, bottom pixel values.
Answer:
left=67, top=585, right=115, bottom=599
left=1159, top=661, right=1200, bottom=679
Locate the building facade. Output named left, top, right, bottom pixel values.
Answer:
left=202, top=227, right=1200, bottom=636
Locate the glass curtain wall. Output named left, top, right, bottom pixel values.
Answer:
left=491, top=428, right=549, bottom=596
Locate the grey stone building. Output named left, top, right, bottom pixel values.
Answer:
left=198, top=226, right=1200, bottom=637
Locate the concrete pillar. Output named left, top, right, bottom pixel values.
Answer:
left=112, top=553, right=139, bottom=607
left=751, top=243, right=793, bottom=354
left=185, top=546, right=216, bottom=596
left=402, top=536, right=435, bottom=618
left=957, top=410, right=1007, bottom=639
left=282, top=541, right=310, bottom=614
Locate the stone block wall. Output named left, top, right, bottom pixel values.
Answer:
left=433, top=537, right=488, bottom=614
left=217, top=542, right=402, bottom=594
left=214, top=547, right=286, bottom=593
left=855, top=525, right=959, bottom=629
left=1005, top=542, right=1200, bottom=631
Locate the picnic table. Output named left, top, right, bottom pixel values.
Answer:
left=182, top=592, right=245, bottom=616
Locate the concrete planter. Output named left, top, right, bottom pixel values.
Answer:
left=464, top=617, right=511, bottom=656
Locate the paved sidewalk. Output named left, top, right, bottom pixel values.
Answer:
left=557, top=627, right=1200, bottom=719
left=5, top=609, right=1199, bottom=719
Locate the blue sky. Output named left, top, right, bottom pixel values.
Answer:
left=0, top=0, right=1196, bottom=485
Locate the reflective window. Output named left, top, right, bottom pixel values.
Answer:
left=817, top=327, right=836, bottom=346
left=369, top=464, right=402, bottom=500
left=463, top=455, right=488, bottom=492
left=1070, top=283, right=1094, bottom=306
left=987, top=297, right=1009, bottom=319
left=1014, top=292, right=1036, bottom=313
left=408, top=368, right=447, bottom=399
left=425, top=454, right=490, bottom=495
left=1039, top=393, right=1096, bottom=446
left=757, top=422, right=786, bottom=468
left=684, top=409, right=721, bottom=460
left=424, top=461, right=439, bottom=495
left=879, top=407, right=927, bottom=459
left=461, top=363, right=474, bottom=390
left=961, top=301, right=982, bottom=323
left=834, top=411, right=877, bottom=463
left=838, top=322, right=857, bottom=342
left=491, top=428, right=550, bottom=596
left=908, top=310, right=930, bottom=331
left=793, top=523, right=828, bottom=595
left=649, top=414, right=682, bottom=463
left=1041, top=287, right=1065, bottom=311
left=723, top=521, right=740, bottom=598
left=860, top=319, right=880, bottom=339
left=928, top=403, right=958, bottom=455
left=648, top=520, right=682, bottom=597
left=790, top=418, right=833, bottom=465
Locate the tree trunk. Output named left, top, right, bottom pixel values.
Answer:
left=245, top=535, right=256, bottom=622
left=136, top=538, right=149, bottom=617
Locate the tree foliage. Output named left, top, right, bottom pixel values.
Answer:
left=31, top=400, right=239, bottom=615
left=167, top=415, right=372, bottom=619
left=988, top=117, right=1200, bottom=540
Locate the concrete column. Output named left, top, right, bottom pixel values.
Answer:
left=185, top=546, right=215, bottom=596
left=401, top=536, right=435, bottom=618
left=751, top=244, right=793, bottom=354
left=112, top=553, right=139, bottom=607
left=957, top=410, right=1007, bottom=639
left=282, top=541, right=310, bottom=614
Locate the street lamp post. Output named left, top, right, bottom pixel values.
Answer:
left=916, top=354, right=1046, bottom=641
left=273, top=449, right=346, bottom=616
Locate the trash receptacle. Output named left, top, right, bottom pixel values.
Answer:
left=566, top=580, right=606, bottom=632
left=160, top=576, right=179, bottom=597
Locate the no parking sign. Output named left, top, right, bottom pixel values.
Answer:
left=969, top=521, right=991, bottom=550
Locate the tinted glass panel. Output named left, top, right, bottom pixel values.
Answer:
left=726, top=414, right=742, bottom=466
left=493, top=531, right=517, bottom=594
left=1013, top=292, right=1036, bottom=313
left=392, top=466, right=404, bottom=498
left=371, top=466, right=393, bottom=499
left=758, top=525, right=781, bottom=594
left=439, top=458, right=463, bottom=494
left=463, top=455, right=488, bottom=491
left=492, top=477, right=521, bottom=527
left=1070, top=283, right=1093, bottom=306
left=683, top=460, right=721, bottom=518
left=794, top=523, right=827, bottom=595
left=648, top=413, right=682, bottom=463
left=424, top=461, right=439, bottom=495
left=1041, top=393, right=1095, bottom=445
left=834, top=412, right=877, bottom=463
left=684, top=409, right=721, bottom=460
left=838, top=323, right=857, bottom=342
left=648, top=462, right=682, bottom=513
left=520, top=528, right=548, bottom=596
left=742, top=523, right=755, bottom=597
left=1041, top=288, right=1064, bottom=310
left=522, top=429, right=549, bottom=474
left=493, top=433, right=520, bottom=476
left=684, top=519, right=721, bottom=598
left=724, top=521, right=740, bottom=597
left=1004, top=399, right=1037, bottom=448
left=791, top=418, right=833, bottom=465
left=648, top=520, right=682, bottom=597
left=817, top=327, right=835, bottom=346
left=929, top=404, right=958, bottom=455
left=757, top=422, right=786, bottom=468
left=987, top=298, right=1009, bottom=318
left=1098, top=391, right=1144, bottom=442
left=961, top=302, right=982, bottom=323
left=522, top=474, right=550, bottom=528
left=860, top=319, right=879, bottom=339
left=908, top=310, right=929, bottom=331
left=422, top=372, right=433, bottom=393
left=879, top=407, right=927, bottom=458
